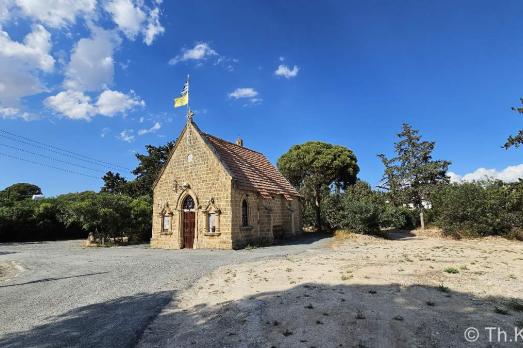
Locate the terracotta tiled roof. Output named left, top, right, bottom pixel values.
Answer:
left=202, top=133, right=300, bottom=199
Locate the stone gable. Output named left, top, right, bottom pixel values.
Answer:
left=151, top=120, right=302, bottom=250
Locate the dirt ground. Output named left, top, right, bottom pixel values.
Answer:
left=140, top=230, right=523, bottom=347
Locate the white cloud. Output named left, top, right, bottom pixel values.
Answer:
left=44, top=90, right=96, bottom=120
left=228, top=88, right=261, bottom=106
left=275, top=64, right=299, bottom=79
left=169, top=42, right=217, bottom=65
left=137, top=121, right=160, bottom=135
left=15, top=0, right=96, bottom=28
left=63, top=27, right=120, bottom=92
left=0, top=24, right=54, bottom=106
left=105, top=0, right=164, bottom=45
left=0, top=106, right=34, bottom=120
left=228, top=88, right=258, bottom=99
left=45, top=89, right=144, bottom=120
left=119, top=129, right=134, bottom=142
left=100, top=127, right=110, bottom=138
left=143, top=7, right=164, bottom=45
left=96, top=89, right=144, bottom=116
left=448, top=164, right=523, bottom=183
left=0, top=1, right=15, bottom=23
left=104, top=0, right=145, bottom=40
left=0, top=24, right=54, bottom=71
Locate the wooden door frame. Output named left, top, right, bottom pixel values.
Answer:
left=182, top=211, right=196, bottom=249
left=179, top=193, right=198, bottom=249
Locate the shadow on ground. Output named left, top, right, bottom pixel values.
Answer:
left=139, top=283, right=523, bottom=348
left=273, top=232, right=333, bottom=247
left=0, top=291, right=175, bottom=348
left=386, top=229, right=418, bottom=241
left=0, top=272, right=110, bottom=288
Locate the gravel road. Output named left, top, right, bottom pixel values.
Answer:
left=0, top=237, right=328, bottom=348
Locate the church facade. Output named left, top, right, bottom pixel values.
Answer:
left=151, top=119, right=302, bottom=249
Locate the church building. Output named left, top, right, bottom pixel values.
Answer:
left=151, top=117, right=302, bottom=249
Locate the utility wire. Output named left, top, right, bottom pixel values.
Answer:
left=0, top=143, right=107, bottom=174
left=0, top=152, right=100, bottom=179
left=0, top=129, right=131, bottom=172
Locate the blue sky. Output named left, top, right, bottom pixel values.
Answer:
left=1, top=0, right=523, bottom=196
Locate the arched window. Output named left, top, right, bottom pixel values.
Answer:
left=241, top=199, right=249, bottom=227
left=182, top=195, right=195, bottom=211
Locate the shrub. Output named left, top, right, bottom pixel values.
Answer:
left=431, top=181, right=523, bottom=238
left=336, top=181, right=383, bottom=234
left=379, top=205, right=416, bottom=230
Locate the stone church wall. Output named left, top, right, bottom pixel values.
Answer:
left=151, top=123, right=233, bottom=249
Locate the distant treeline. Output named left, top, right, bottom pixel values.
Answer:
left=308, top=179, right=523, bottom=240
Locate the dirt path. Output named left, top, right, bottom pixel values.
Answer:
left=139, top=231, right=523, bottom=347
left=0, top=237, right=328, bottom=348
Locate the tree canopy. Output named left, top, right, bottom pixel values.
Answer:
left=100, top=141, right=175, bottom=197
left=277, top=141, right=359, bottom=229
left=378, top=123, right=450, bottom=228
left=0, top=183, right=42, bottom=201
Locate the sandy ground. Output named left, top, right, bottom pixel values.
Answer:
left=0, top=238, right=327, bottom=348
left=140, top=230, right=523, bottom=347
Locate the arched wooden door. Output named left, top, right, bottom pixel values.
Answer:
left=182, top=196, right=195, bottom=249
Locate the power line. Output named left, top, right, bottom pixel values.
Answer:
left=0, top=143, right=107, bottom=174
left=0, top=152, right=100, bottom=179
left=0, top=129, right=131, bottom=172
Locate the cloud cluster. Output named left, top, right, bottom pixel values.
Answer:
left=448, top=164, right=523, bottom=183
left=14, top=0, right=97, bottom=28
left=45, top=89, right=144, bottom=121
left=228, top=87, right=262, bottom=105
left=0, top=0, right=164, bottom=120
left=63, top=28, right=119, bottom=92
left=104, top=0, right=164, bottom=45
left=117, top=121, right=161, bottom=142
left=0, top=24, right=54, bottom=106
left=275, top=64, right=299, bottom=79
left=169, top=42, right=238, bottom=70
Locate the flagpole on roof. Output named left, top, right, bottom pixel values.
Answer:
left=186, top=74, right=190, bottom=116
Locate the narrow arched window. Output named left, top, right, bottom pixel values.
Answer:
left=241, top=199, right=248, bottom=227
left=183, top=195, right=195, bottom=211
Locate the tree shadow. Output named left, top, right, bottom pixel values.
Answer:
left=0, top=251, right=17, bottom=256
left=273, top=231, right=333, bottom=246
left=386, top=229, right=418, bottom=241
left=0, top=272, right=110, bottom=288
left=0, top=291, right=175, bottom=348
left=140, top=283, right=523, bottom=347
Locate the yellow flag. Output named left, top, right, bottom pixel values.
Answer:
left=174, top=79, right=189, bottom=108
left=174, top=93, right=188, bottom=107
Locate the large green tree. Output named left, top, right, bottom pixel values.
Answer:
left=378, top=123, right=450, bottom=229
left=277, top=141, right=359, bottom=230
left=100, top=141, right=175, bottom=197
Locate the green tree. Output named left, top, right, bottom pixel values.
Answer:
left=101, top=171, right=128, bottom=194
left=378, top=123, right=450, bottom=229
left=504, top=98, right=523, bottom=149
left=1, top=183, right=42, bottom=201
left=277, top=141, right=359, bottom=230
left=132, top=141, right=175, bottom=196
